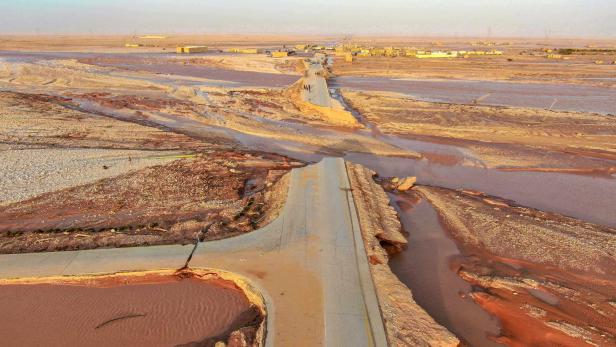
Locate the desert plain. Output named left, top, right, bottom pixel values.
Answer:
left=0, top=34, right=615, bottom=346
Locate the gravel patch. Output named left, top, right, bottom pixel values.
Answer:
left=0, top=148, right=184, bottom=205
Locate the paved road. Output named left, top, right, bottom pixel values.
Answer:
left=0, top=158, right=388, bottom=347
left=301, top=55, right=333, bottom=108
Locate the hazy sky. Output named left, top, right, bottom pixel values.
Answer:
left=1, top=0, right=615, bottom=37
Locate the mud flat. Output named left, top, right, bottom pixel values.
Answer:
left=0, top=270, right=265, bottom=347
left=0, top=91, right=205, bottom=151
left=0, top=153, right=295, bottom=253
left=407, top=185, right=616, bottom=346
left=169, top=54, right=304, bottom=75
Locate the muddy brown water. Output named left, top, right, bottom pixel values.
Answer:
left=388, top=195, right=503, bottom=346
left=0, top=276, right=253, bottom=347
left=330, top=76, right=616, bottom=115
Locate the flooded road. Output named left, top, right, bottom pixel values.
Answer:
left=0, top=274, right=256, bottom=347
left=331, top=76, right=616, bottom=114
left=388, top=195, right=502, bottom=347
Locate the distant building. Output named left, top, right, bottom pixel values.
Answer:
left=176, top=46, right=208, bottom=54
left=139, top=35, right=167, bottom=39
left=271, top=51, right=289, bottom=58
left=415, top=51, right=458, bottom=59
left=228, top=48, right=260, bottom=54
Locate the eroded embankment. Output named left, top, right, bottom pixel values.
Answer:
left=345, top=162, right=459, bottom=346
left=0, top=269, right=266, bottom=347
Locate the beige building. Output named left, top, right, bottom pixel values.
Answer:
left=176, top=46, right=208, bottom=54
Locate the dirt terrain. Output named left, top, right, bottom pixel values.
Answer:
left=0, top=64, right=301, bottom=254
left=0, top=56, right=412, bottom=157
left=343, top=90, right=616, bottom=171
left=0, top=152, right=296, bottom=253
left=0, top=91, right=205, bottom=150
left=407, top=185, right=616, bottom=346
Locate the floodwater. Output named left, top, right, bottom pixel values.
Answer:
left=0, top=275, right=254, bottom=347
left=388, top=196, right=502, bottom=347
left=331, top=76, right=616, bottom=114
left=344, top=152, right=616, bottom=228
left=70, top=98, right=616, bottom=228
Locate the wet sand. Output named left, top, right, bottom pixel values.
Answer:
left=331, top=77, right=616, bottom=114
left=0, top=273, right=259, bottom=347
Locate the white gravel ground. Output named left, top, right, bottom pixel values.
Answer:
left=0, top=148, right=183, bottom=205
